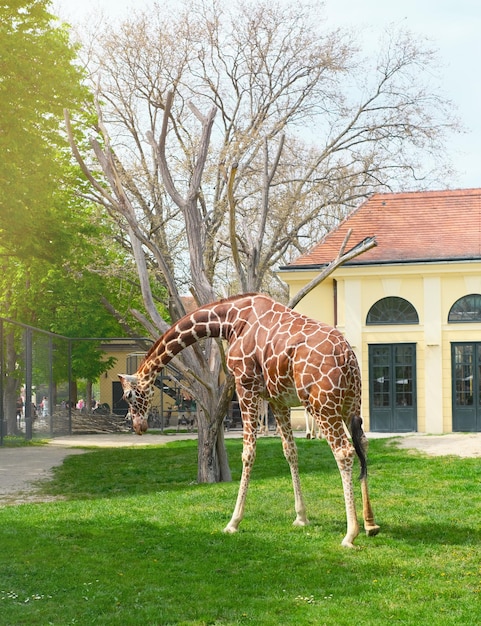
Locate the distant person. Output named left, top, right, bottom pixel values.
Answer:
left=16, top=396, right=24, bottom=425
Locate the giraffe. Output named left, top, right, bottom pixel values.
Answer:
left=257, top=399, right=270, bottom=436
left=119, top=293, right=380, bottom=547
left=305, top=407, right=323, bottom=440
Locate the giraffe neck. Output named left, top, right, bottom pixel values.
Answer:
left=137, top=295, right=257, bottom=381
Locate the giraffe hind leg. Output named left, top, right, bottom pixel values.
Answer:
left=329, top=434, right=361, bottom=548
left=350, top=415, right=380, bottom=537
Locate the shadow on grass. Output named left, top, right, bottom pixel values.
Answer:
left=384, top=520, right=481, bottom=546
left=0, top=509, right=380, bottom=623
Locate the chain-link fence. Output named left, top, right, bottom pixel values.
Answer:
left=0, top=318, right=201, bottom=445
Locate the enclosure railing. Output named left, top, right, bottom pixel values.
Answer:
left=0, top=317, right=158, bottom=445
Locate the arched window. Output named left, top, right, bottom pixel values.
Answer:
left=448, top=294, right=481, bottom=323
left=366, top=297, right=419, bottom=325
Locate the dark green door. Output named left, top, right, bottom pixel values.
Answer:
left=112, top=381, right=129, bottom=417
left=452, top=343, right=481, bottom=432
left=369, top=344, right=417, bottom=432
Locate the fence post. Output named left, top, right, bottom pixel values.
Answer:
left=48, top=335, right=54, bottom=437
left=24, top=328, right=33, bottom=440
left=0, top=319, right=4, bottom=445
left=68, top=339, right=72, bottom=435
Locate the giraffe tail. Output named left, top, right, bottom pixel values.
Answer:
left=350, top=415, right=368, bottom=481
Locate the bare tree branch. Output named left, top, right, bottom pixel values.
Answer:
left=288, top=231, right=377, bottom=309
left=227, top=162, right=247, bottom=290
left=146, top=91, right=217, bottom=305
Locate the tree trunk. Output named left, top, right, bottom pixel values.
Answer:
left=85, top=380, right=93, bottom=412
left=69, top=379, right=78, bottom=408
left=197, top=410, right=232, bottom=483
left=197, top=418, right=220, bottom=483
left=195, top=372, right=235, bottom=483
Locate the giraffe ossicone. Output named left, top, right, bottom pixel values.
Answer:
left=119, top=293, right=380, bottom=547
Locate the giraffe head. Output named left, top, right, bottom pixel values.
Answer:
left=118, top=374, right=153, bottom=435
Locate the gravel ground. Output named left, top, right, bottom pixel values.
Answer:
left=393, top=432, right=481, bottom=457
left=1, top=431, right=481, bottom=505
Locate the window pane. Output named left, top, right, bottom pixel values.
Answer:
left=372, top=346, right=390, bottom=407
left=454, top=345, right=473, bottom=406
left=448, top=294, right=481, bottom=323
left=366, top=297, right=419, bottom=325
left=395, top=345, right=414, bottom=407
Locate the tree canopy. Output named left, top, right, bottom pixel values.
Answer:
left=0, top=0, right=92, bottom=261
left=0, top=0, right=162, bottom=337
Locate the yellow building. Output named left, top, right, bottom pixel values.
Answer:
left=98, top=341, right=147, bottom=416
left=279, top=188, right=481, bottom=434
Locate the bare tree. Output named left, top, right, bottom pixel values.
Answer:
left=66, top=101, right=234, bottom=482
left=78, top=0, right=458, bottom=292
left=66, top=0, right=458, bottom=481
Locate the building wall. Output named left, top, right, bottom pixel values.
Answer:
left=281, top=260, right=481, bottom=433
left=98, top=345, right=162, bottom=414
left=98, top=346, right=127, bottom=409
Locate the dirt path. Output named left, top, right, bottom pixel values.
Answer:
left=0, top=447, right=87, bottom=505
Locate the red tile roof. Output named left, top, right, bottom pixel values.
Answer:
left=285, top=188, right=481, bottom=267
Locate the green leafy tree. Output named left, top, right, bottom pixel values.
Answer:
left=0, top=0, right=90, bottom=261
left=0, top=0, right=92, bottom=433
left=0, top=1, right=166, bottom=433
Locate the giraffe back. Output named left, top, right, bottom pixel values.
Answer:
left=225, top=297, right=360, bottom=413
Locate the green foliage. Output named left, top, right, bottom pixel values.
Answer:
left=0, top=0, right=101, bottom=330
left=0, top=438, right=480, bottom=624
left=0, top=1, right=169, bottom=385
left=0, top=0, right=90, bottom=262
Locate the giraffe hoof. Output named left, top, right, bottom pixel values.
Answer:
left=341, top=538, right=356, bottom=548
left=292, top=517, right=309, bottom=528
left=223, top=524, right=238, bottom=534
left=365, top=524, right=380, bottom=537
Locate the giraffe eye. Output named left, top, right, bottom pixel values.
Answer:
left=124, top=389, right=135, bottom=402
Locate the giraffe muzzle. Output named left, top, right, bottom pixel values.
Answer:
left=132, top=416, right=148, bottom=435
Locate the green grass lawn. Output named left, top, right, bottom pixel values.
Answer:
left=1, top=437, right=480, bottom=625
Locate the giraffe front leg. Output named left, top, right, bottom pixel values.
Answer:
left=276, top=413, right=309, bottom=528
left=224, top=426, right=257, bottom=533
left=224, top=476, right=249, bottom=533
left=290, top=463, right=309, bottom=528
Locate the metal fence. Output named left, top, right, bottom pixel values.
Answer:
left=0, top=318, right=161, bottom=445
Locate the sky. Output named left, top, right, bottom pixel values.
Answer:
left=53, top=0, right=481, bottom=190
